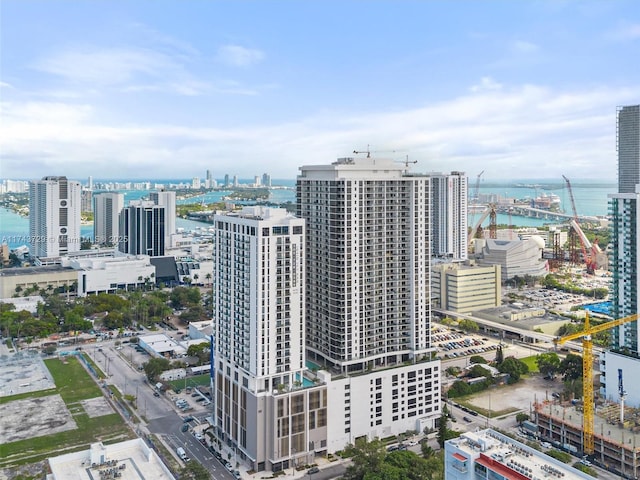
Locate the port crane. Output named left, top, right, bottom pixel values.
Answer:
left=555, top=312, right=639, bottom=454
left=562, top=175, right=596, bottom=274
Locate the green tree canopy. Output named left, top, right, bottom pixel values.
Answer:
left=559, top=353, right=583, bottom=381
left=535, top=352, right=561, bottom=378
left=143, top=357, right=171, bottom=381
left=497, top=356, right=529, bottom=383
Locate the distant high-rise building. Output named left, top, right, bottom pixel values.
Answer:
left=211, top=207, right=317, bottom=471
left=224, top=174, right=230, bottom=187
left=262, top=173, right=271, bottom=187
left=81, top=189, right=93, bottom=213
left=602, top=105, right=640, bottom=407
left=617, top=105, right=640, bottom=194
left=150, top=191, right=176, bottom=245
left=430, top=171, right=468, bottom=261
left=192, top=177, right=201, bottom=189
left=88, top=176, right=93, bottom=191
left=254, top=175, right=261, bottom=186
left=233, top=175, right=239, bottom=187
left=119, top=201, right=165, bottom=257
left=29, top=176, right=82, bottom=258
left=297, top=157, right=440, bottom=448
left=94, top=192, right=124, bottom=246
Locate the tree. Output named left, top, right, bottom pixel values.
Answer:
left=342, top=438, right=387, bottom=480
left=536, top=352, right=561, bottom=378
left=516, top=413, right=529, bottom=425
left=469, top=355, right=487, bottom=365
left=193, top=273, right=199, bottom=285
left=180, top=461, right=211, bottom=480
left=495, top=344, right=504, bottom=364
left=437, top=406, right=449, bottom=448
left=468, top=364, right=492, bottom=379
left=497, top=356, right=529, bottom=383
left=458, top=319, right=479, bottom=333
left=143, top=357, right=171, bottom=381
left=205, top=272, right=212, bottom=286
left=559, top=353, right=583, bottom=381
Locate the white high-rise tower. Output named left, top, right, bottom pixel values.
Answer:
left=296, top=157, right=440, bottom=450
left=211, top=207, right=323, bottom=472
left=94, top=192, right=124, bottom=246
left=29, top=176, right=82, bottom=258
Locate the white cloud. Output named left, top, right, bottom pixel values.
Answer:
left=1, top=82, right=638, bottom=181
left=0, top=81, right=14, bottom=89
left=512, top=40, right=540, bottom=53
left=470, top=77, right=503, bottom=93
left=216, top=45, right=265, bottom=67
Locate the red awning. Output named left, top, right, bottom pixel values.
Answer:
left=453, top=453, right=467, bottom=462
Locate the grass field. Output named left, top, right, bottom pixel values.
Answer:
left=168, top=373, right=211, bottom=390
left=519, top=355, right=540, bottom=373
left=0, top=356, right=134, bottom=468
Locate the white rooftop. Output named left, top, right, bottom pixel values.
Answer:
left=447, top=429, right=592, bottom=480
left=47, top=439, right=176, bottom=480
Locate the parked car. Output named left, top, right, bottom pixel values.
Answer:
left=308, top=467, right=320, bottom=474
left=463, top=416, right=472, bottom=423
left=181, top=424, right=189, bottom=432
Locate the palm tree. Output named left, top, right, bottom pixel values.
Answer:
left=205, top=272, right=212, bottom=286
left=193, top=273, right=199, bottom=285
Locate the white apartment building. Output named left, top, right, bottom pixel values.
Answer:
left=296, top=157, right=440, bottom=445
left=29, top=176, right=82, bottom=258
left=430, top=171, right=468, bottom=261
left=445, top=429, right=592, bottom=480
left=150, top=191, right=177, bottom=245
left=93, top=192, right=124, bottom=246
left=212, top=207, right=325, bottom=472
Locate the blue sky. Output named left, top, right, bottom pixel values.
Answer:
left=1, top=1, right=639, bottom=181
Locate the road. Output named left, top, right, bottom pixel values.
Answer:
left=84, top=339, right=233, bottom=479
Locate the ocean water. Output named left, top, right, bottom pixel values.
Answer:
left=0, top=179, right=616, bottom=250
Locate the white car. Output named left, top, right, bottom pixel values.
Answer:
left=194, top=432, right=204, bottom=441
left=540, top=442, right=552, bottom=448
left=405, top=440, right=418, bottom=447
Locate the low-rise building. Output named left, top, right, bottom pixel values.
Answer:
left=445, top=429, right=592, bottom=480
left=47, top=439, right=175, bottom=480
left=431, top=263, right=501, bottom=314
left=139, top=334, right=187, bottom=358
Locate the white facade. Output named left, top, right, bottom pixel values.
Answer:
left=29, top=176, right=82, bottom=258
left=445, top=429, right=591, bottom=480
left=63, top=252, right=155, bottom=296
left=600, top=350, right=640, bottom=407
left=297, top=157, right=433, bottom=373
left=213, top=206, right=305, bottom=388
left=212, top=206, right=307, bottom=469
left=476, top=237, right=548, bottom=281
left=430, top=171, right=468, bottom=261
left=47, top=439, right=175, bottom=480
left=150, top=191, right=176, bottom=243
left=93, top=192, right=124, bottom=246
left=321, top=360, right=440, bottom=452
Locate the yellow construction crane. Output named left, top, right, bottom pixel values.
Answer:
left=554, top=312, right=639, bottom=454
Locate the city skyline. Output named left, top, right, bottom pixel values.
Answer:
left=2, top=2, right=639, bottom=180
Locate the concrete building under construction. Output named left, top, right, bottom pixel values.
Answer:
left=535, top=400, right=640, bottom=479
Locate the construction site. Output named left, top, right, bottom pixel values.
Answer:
left=535, top=399, right=640, bottom=479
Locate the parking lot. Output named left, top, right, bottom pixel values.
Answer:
left=432, top=326, right=499, bottom=360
